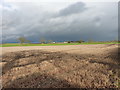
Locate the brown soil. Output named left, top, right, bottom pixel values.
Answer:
left=1, top=44, right=120, bottom=88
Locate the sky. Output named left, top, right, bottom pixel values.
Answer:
left=0, top=0, right=119, bottom=43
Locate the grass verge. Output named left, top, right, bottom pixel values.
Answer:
left=1, top=42, right=120, bottom=47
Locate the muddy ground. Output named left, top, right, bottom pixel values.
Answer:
left=1, top=44, right=120, bottom=88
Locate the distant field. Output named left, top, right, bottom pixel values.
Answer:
left=1, top=42, right=120, bottom=47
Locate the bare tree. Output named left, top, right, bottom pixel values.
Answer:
left=47, top=40, right=53, bottom=43
left=26, top=40, right=31, bottom=44
left=78, top=40, right=84, bottom=43
left=18, top=37, right=30, bottom=44
left=40, top=38, right=46, bottom=44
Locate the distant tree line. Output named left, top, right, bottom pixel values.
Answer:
left=67, top=40, right=85, bottom=43
left=18, top=37, right=53, bottom=44
left=39, top=38, right=53, bottom=44
left=17, top=36, right=120, bottom=44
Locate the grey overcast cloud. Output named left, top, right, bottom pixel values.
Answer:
left=1, top=1, right=118, bottom=43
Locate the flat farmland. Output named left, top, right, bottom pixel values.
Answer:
left=1, top=44, right=120, bottom=88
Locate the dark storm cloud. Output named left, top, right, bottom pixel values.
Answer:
left=58, top=2, right=87, bottom=16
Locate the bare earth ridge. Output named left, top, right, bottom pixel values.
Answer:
left=1, top=44, right=120, bottom=88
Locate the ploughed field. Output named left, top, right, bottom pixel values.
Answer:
left=1, top=44, right=120, bottom=88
